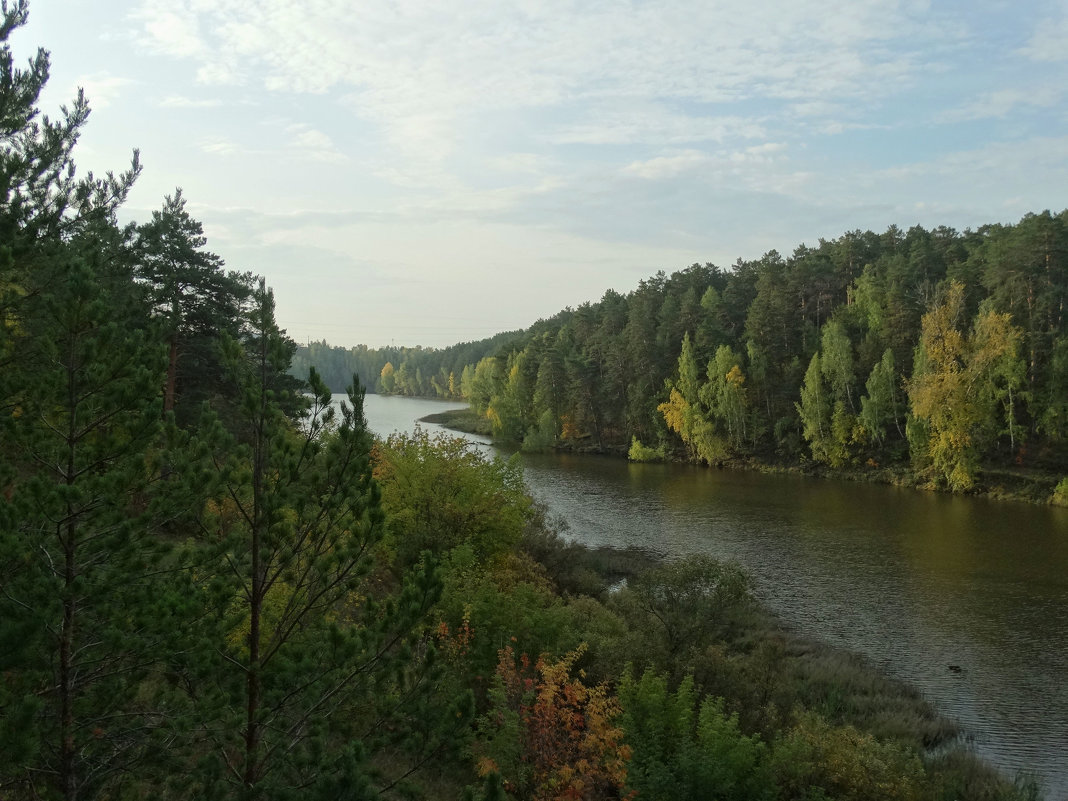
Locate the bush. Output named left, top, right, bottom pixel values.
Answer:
left=614, top=555, right=751, bottom=667
left=522, top=410, right=558, bottom=453
left=374, top=428, right=530, bottom=570
left=618, top=669, right=774, bottom=801
left=770, top=711, right=925, bottom=801
left=628, top=436, right=665, bottom=462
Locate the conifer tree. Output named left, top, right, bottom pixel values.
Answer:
left=0, top=8, right=165, bottom=798
left=135, top=190, right=253, bottom=421
left=0, top=251, right=177, bottom=801
left=174, top=284, right=458, bottom=799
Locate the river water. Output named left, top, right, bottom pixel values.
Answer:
left=359, top=393, right=1068, bottom=798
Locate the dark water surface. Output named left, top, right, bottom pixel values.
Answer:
left=360, top=394, right=1068, bottom=798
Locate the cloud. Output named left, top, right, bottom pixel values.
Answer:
left=200, top=137, right=239, bottom=156
left=71, top=72, right=136, bottom=110
left=623, top=150, right=712, bottom=180
left=196, top=60, right=245, bottom=86
left=834, top=136, right=1068, bottom=230
left=1023, top=13, right=1068, bottom=62
left=285, top=124, right=348, bottom=162
left=158, top=94, right=223, bottom=108
left=550, top=106, right=767, bottom=146
left=131, top=3, right=205, bottom=58
left=940, top=85, right=1064, bottom=123
left=623, top=142, right=787, bottom=181
left=128, top=0, right=953, bottom=164
left=880, top=136, right=1068, bottom=181
left=735, top=142, right=786, bottom=161
left=195, top=125, right=349, bottom=163
left=114, top=0, right=1062, bottom=313
left=488, top=153, right=555, bottom=176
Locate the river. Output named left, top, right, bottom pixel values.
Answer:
left=358, top=393, right=1068, bottom=798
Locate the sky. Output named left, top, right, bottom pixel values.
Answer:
left=13, top=0, right=1068, bottom=348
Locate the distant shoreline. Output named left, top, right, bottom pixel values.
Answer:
left=417, top=407, right=493, bottom=437
left=422, top=406, right=1063, bottom=507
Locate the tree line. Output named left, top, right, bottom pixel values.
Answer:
left=291, top=330, right=521, bottom=402
left=318, top=213, right=1067, bottom=495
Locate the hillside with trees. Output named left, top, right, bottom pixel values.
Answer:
left=329, top=216, right=1068, bottom=500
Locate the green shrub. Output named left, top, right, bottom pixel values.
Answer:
left=628, top=436, right=665, bottom=462
left=521, top=409, right=557, bottom=452
left=619, top=669, right=774, bottom=801
left=770, top=711, right=925, bottom=801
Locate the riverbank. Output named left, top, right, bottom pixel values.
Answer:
left=525, top=527, right=1042, bottom=800
left=373, top=394, right=1066, bottom=796
left=417, top=407, right=493, bottom=436
left=425, top=407, right=1063, bottom=506
left=745, top=456, right=1062, bottom=506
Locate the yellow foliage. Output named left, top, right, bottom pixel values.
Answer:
left=908, top=283, right=1025, bottom=490
left=202, top=496, right=245, bottom=539
left=657, top=388, right=689, bottom=439
left=560, top=415, right=582, bottom=441
left=775, top=712, right=925, bottom=801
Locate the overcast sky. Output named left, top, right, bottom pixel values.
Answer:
left=14, top=0, right=1068, bottom=347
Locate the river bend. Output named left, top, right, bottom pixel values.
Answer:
left=360, top=394, right=1068, bottom=798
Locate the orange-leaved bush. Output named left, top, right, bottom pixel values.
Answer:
left=474, top=645, right=631, bottom=800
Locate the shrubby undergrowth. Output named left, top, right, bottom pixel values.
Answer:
left=380, top=433, right=1042, bottom=801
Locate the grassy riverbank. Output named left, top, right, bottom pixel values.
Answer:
left=418, top=407, right=494, bottom=436
left=521, top=522, right=1042, bottom=800
left=368, top=425, right=1046, bottom=798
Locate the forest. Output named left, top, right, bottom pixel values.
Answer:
left=0, top=4, right=1053, bottom=800
left=302, top=211, right=1068, bottom=501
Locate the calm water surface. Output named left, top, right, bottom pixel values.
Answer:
left=359, top=394, right=1068, bottom=798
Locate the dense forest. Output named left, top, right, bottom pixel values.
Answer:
left=290, top=330, right=522, bottom=405
left=0, top=4, right=1052, bottom=800
left=302, top=211, right=1068, bottom=499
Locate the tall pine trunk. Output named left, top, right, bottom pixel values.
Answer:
left=243, top=317, right=270, bottom=796
left=164, top=333, right=178, bottom=413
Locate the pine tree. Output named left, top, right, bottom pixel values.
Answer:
left=0, top=252, right=178, bottom=801
left=0, top=8, right=166, bottom=797
left=135, top=190, right=253, bottom=421
left=173, top=284, right=453, bottom=799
